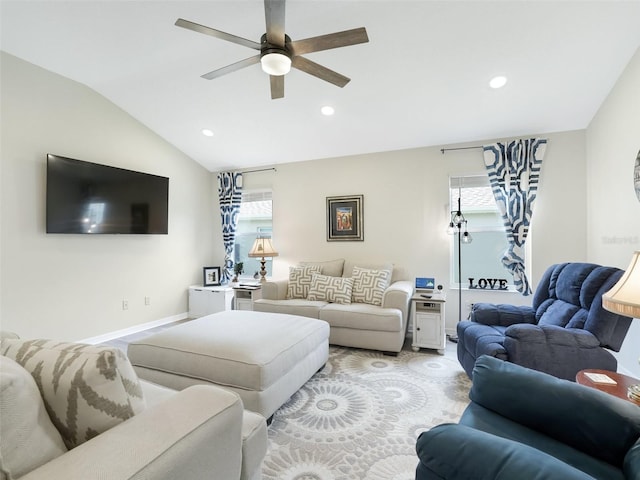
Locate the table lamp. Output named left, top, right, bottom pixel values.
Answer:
left=602, top=250, right=640, bottom=402
left=248, top=237, right=279, bottom=283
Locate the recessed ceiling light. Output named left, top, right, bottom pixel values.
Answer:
left=321, top=106, right=335, bottom=116
left=202, top=129, right=214, bottom=137
left=489, top=76, right=508, bottom=89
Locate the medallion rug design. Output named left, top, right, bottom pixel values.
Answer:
left=263, top=344, right=472, bottom=480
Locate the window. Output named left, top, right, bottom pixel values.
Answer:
left=233, top=190, right=273, bottom=279
left=450, top=176, right=514, bottom=288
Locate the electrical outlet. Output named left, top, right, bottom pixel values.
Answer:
left=145, top=297, right=150, bottom=306
left=122, top=300, right=128, bottom=310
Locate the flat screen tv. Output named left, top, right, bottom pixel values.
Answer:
left=46, top=154, right=169, bottom=234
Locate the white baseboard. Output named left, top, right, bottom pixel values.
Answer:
left=81, top=312, right=188, bottom=345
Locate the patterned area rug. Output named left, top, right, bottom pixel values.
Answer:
left=263, top=343, right=472, bottom=480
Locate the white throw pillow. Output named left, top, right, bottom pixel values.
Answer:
left=2, top=339, right=146, bottom=449
left=351, top=266, right=392, bottom=306
left=0, top=356, right=67, bottom=478
left=307, top=274, right=354, bottom=305
left=287, top=265, right=322, bottom=299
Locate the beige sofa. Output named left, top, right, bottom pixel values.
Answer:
left=253, top=259, right=413, bottom=353
left=0, top=333, right=267, bottom=480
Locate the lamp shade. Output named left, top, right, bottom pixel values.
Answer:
left=248, top=237, right=279, bottom=258
left=603, top=251, right=640, bottom=318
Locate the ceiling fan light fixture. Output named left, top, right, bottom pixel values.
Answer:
left=260, top=52, right=291, bottom=76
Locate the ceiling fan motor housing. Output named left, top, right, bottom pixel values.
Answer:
left=260, top=33, right=292, bottom=76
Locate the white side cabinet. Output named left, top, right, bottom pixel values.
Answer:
left=232, top=286, right=262, bottom=311
left=411, top=296, right=446, bottom=355
left=188, top=286, right=233, bottom=318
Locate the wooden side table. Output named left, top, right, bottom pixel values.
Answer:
left=576, top=369, right=640, bottom=405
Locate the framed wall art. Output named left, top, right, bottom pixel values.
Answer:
left=203, top=266, right=221, bottom=286
left=326, top=195, right=363, bottom=241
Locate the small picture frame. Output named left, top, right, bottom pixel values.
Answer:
left=203, top=266, right=221, bottom=286
left=327, top=195, right=364, bottom=241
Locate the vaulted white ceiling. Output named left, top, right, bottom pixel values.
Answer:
left=2, top=1, right=639, bottom=172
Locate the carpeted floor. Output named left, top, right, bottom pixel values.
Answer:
left=262, top=342, right=472, bottom=480
left=103, top=329, right=471, bottom=479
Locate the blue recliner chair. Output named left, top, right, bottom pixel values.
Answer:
left=415, top=355, right=640, bottom=480
left=457, top=262, right=633, bottom=380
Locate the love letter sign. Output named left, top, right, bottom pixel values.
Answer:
left=468, top=278, right=508, bottom=290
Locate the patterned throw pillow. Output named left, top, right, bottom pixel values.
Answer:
left=351, top=266, right=392, bottom=306
left=1, top=339, right=146, bottom=449
left=0, top=356, right=67, bottom=478
left=307, top=274, right=354, bottom=304
left=287, top=265, right=322, bottom=299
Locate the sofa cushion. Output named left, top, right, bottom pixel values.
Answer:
left=2, top=339, right=146, bottom=449
left=319, top=303, right=402, bottom=332
left=253, top=298, right=326, bottom=319
left=0, top=356, right=67, bottom=478
left=307, top=274, right=354, bottom=304
left=342, top=261, right=394, bottom=279
left=287, top=265, right=322, bottom=299
left=351, top=266, right=391, bottom=306
left=299, top=259, right=345, bottom=277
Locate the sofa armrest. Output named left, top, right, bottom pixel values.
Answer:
left=470, top=303, right=536, bottom=327
left=21, top=385, right=244, bottom=480
left=416, top=424, right=592, bottom=480
left=382, top=280, right=413, bottom=321
left=470, top=355, right=640, bottom=467
left=260, top=279, right=289, bottom=300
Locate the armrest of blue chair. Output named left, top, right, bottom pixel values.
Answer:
left=625, top=439, right=640, bottom=480
left=416, top=424, right=592, bottom=480
left=503, top=324, right=617, bottom=379
left=470, top=356, right=640, bottom=467
left=505, top=324, right=601, bottom=347
left=470, top=303, right=536, bottom=327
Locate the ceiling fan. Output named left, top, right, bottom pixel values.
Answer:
left=175, top=0, right=369, bottom=99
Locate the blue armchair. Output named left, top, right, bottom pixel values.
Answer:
left=457, top=262, right=633, bottom=380
left=416, top=355, right=640, bottom=480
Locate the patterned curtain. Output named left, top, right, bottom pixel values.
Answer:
left=217, top=172, right=243, bottom=283
left=483, top=139, right=547, bottom=295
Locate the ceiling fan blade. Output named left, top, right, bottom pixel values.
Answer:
left=292, top=56, right=350, bottom=88
left=270, top=75, right=285, bottom=99
left=264, top=0, right=286, bottom=47
left=201, top=55, right=261, bottom=80
left=289, top=27, right=369, bottom=56
left=175, top=18, right=261, bottom=50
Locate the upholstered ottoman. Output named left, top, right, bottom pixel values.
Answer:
left=127, top=310, right=330, bottom=419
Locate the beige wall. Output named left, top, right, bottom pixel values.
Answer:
left=0, top=52, right=221, bottom=341
left=586, top=47, right=640, bottom=376
left=242, top=129, right=587, bottom=334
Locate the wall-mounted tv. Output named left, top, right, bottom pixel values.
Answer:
left=46, top=154, right=169, bottom=234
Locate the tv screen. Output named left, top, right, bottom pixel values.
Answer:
left=46, top=154, right=169, bottom=234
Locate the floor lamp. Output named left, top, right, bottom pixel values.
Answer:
left=447, top=196, right=472, bottom=343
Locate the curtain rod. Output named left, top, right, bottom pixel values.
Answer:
left=239, top=167, right=277, bottom=174
left=440, top=146, right=484, bottom=154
